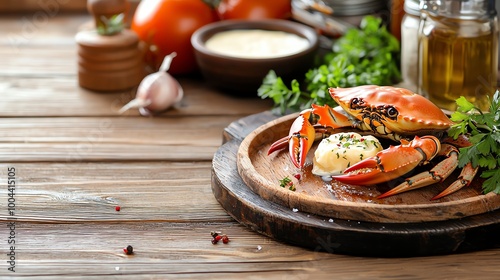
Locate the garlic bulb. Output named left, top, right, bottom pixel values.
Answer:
left=119, top=52, right=184, bottom=116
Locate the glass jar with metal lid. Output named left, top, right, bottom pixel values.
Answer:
left=418, top=0, right=498, bottom=111
left=400, top=0, right=420, bottom=91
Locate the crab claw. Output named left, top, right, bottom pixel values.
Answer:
left=268, top=114, right=316, bottom=168
left=331, top=145, right=422, bottom=185
left=268, top=104, right=354, bottom=168
left=287, top=115, right=316, bottom=168
left=332, top=136, right=441, bottom=191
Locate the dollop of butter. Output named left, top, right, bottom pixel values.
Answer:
left=312, top=132, right=383, bottom=176
left=205, top=29, right=310, bottom=59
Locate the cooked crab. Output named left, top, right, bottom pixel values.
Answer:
left=268, top=85, right=477, bottom=200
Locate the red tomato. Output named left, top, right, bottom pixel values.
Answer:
left=132, top=0, right=218, bottom=74
left=217, top=0, right=292, bottom=20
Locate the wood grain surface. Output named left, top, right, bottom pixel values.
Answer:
left=1, top=12, right=500, bottom=279
left=0, top=0, right=87, bottom=13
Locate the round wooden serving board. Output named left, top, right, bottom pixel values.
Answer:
left=238, top=113, right=500, bottom=223
left=211, top=111, right=500, bottom=257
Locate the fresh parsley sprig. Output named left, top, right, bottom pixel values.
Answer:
left=448, top=90, right=500, bottom=194
left=257, top=70, right=336, bottom=114
left=304, top=16, right=400, bottom=99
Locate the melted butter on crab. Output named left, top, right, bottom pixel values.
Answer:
left=312, top=132, right=383, bottom=176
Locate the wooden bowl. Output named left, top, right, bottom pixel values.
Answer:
left=191, top=19, right=319, bottom=95
left=236, top=113, right=500, bottom=223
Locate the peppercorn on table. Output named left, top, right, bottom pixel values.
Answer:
left=2, top=12, right=500, bottom=279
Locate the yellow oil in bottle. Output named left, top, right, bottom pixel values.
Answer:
left=418, top=0, right=499, bottom=112
left=419, top=25, right=498, bottom=112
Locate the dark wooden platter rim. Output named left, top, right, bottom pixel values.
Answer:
left=211, top=111, right=500, bottom=257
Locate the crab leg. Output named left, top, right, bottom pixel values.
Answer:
left=377, top=144, right=459, bottom=199
left=431, top=162, right=478, bottom=200
left=334, top=139, right=478, bottom=199
left=377, top=143, right=478, bottom=200
left=332, top=136, right=441, bottom=186
left=428, top=135, right=478, bottom=200
left=268, top=104, right=353, bottom=168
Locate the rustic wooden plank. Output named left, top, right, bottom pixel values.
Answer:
left=0, top=116, right=217, bottom=162
left=0, top=115, right=268, bottom=162
left=0, top=142, right=218, bottom=162
left=0, top=0, right=87, bottom=13
left=5, top=221, right=500, bottom=278
left=0, top=76, right=271, bottom=117
left=0, top=48, right=76, bottom=76
left=0, top=14, right=90, bottom=51
left=0, top=116, right=228, bottom=144
left=2, top=221, right=319, bottom=277
left=0, top=162, right=233, bottom=222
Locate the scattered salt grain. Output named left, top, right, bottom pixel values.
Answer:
left=292, top=208, right=299, bottom=213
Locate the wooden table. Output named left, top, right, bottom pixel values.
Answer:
left=1, top=12, right=500, bottom=279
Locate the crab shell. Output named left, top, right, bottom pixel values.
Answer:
left=329, top=85, right=454, bottom=135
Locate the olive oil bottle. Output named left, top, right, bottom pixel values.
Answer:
left=418, top=0, right=498, bottom=112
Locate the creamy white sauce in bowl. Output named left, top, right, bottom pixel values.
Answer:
left=204, top=29, right=310, bottom=59
left=191, top=19, right=319, bottom=93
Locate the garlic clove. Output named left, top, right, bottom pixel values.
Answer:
left=119, top=52, right=183, bottom=116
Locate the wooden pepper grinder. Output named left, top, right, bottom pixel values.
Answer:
left=76, top=0, right=145, bottom=92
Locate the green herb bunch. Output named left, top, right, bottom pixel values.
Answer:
left=258, top=16, right=401, bottom=114
left=448, top=91, right=500, bottom=194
